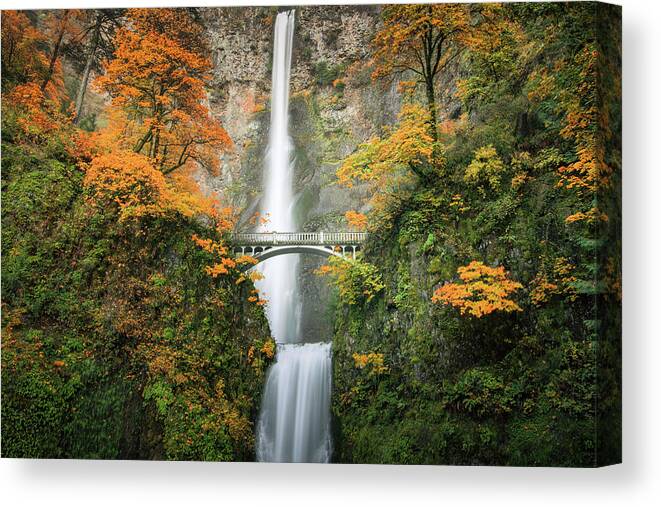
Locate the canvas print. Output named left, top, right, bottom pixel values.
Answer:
left=1, top=2, right=621, bottom=466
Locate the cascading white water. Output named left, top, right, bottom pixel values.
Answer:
left=256, top=9, right=299, bottom=344
left=257, top=343, right=332, bottom=463
left=255, top=10, right=332, bottom=463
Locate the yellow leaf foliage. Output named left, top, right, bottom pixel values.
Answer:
left=464, top=145, right=506, bottom=193
left=352, top=352, right=388, bottom=376
left=337, top=103, right=434, bottom=188
left=260, top=340, right=275, bottom=359
left=247, top=339, right=276, bottom=370
left=372, top=4, right=470, bottom=82
left=530, top=257, right=578, bottom=306
left=315, top=256, right=385, bottom=305
left=449, top=194, right=471, bottom=213
left=336, top=104, right=436, bottom=232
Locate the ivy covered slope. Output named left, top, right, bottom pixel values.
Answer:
left=1, top=8, right=274, bottom=460
left=327, top=3, right=621, bottom=466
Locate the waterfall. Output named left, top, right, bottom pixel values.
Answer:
left=255, top=10, right=333, bottom=463
left=257, top=343, right=332, bottom=463
left=256, top=9, right=299, bottom=344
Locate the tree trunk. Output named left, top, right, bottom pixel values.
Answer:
left=74, top=21, right=100, bottom=124
left=425, top=77, right=439, bottom=145
left=3, top=41, right=16, bottom=76
left=41, top=11, right=70, bottom=94
left=424, top=4, right=439, bottom=147
left=151, top=130, right=160, bottom=160
left=134, top=129, right=153, bottom=154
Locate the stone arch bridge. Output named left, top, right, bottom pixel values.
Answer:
left=231, top=232, right=367, bottom=266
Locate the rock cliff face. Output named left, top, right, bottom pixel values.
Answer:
left=200, top=5, right=402, bottom=341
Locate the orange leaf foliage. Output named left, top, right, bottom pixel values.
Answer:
left=4, top=82, right=71, bottom=140
left=529, top=45, right=611, bottom=224
left=189, top=209, right=267, bottom=307
left=235, top=255, right=259, bottom=266
left=260, top=340, right=275, bottom=359
left=84, top=150, right=168, bottom=218
left=84, top=150, right=216, bottom=222
left=95, top=8, right=232, bottom=176
left=1, top=11, right=44, bottom=81
left=432, top=261, right=523, bottom=318
left=565, top=207, right=609, bottom=225
left=345, top=210, right=368, bottom=231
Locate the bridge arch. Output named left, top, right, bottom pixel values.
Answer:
left=231, top=232, right=366, bottom=270
left=236, top=245, right=355, bottom=270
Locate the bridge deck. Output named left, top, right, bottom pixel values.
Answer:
left=231, top=232, right=367, bottom=246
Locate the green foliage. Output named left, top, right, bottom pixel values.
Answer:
left=313, top=60, right=346, bottom=87
left=2, top=2, right=620, bottom=467
left=143, top=380, right=174, bottom=416
left=331, top=2, right=620, bottom=467
left=393, top=263, right=415, bottom=312
left=1, top=131, right=273, bottom=460
left=443, top=369, right=516, bottom=418
left=1, top=365, right=66, bottom=458
left=320, top=256, right=385, bottom=306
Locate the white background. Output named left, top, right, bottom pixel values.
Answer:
left=1, top=0, right=659, bottom=505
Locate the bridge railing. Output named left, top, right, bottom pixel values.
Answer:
left=231, top=232, right=368, bottom=246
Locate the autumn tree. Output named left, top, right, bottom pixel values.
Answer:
left=1, top=10, right=79, bottom=100
left=1, top=11, right=42, bottom=85
left=463, top=144, right=507, bottom=195
left=316, top=257, right=385, bottom=306
left=338, top=103, right=434, bottom=186
left=345, top=210, right=368, bottom=231
left=457, top=4, right=526, bottom=113
left=551, top=45, right=611, bottom=226
left=3, top=9, right=122, bottom=122
left=432, top=261, right=523, bottom=318
left=372, top=4, right=470, bottom=146
left=1, top=11, right=79, bottom=143
left=83, top=143, right=236, bottom=228
left=336, top=103, right=435, bottom=230
left=95, top=8, right=231, bottom=175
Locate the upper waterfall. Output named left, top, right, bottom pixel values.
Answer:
left=261, top=8, right=295, bottom=237
left=256, top=9, right=300, bottom=344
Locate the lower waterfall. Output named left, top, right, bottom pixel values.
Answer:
left=256, top=343, right=332, bottom=463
